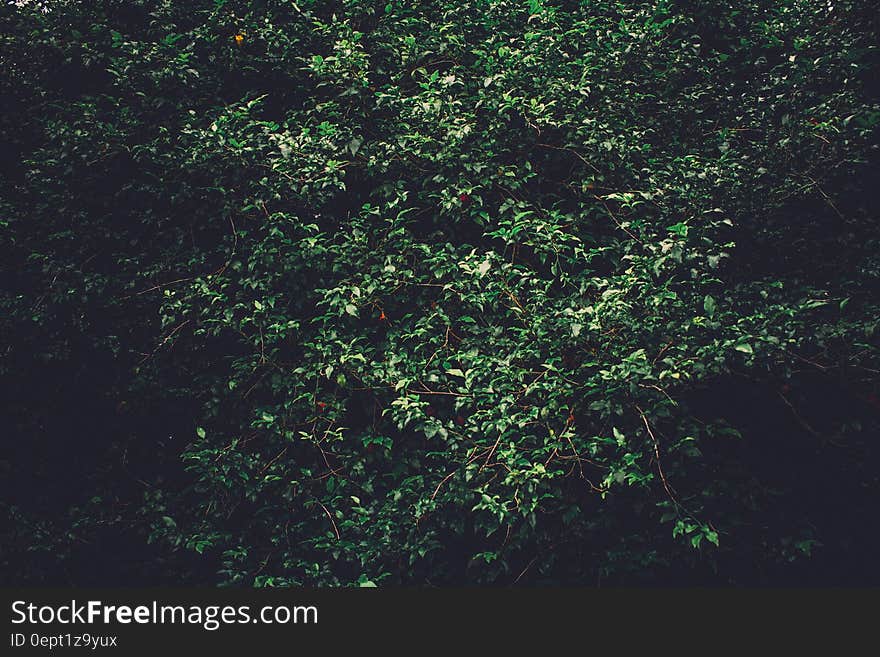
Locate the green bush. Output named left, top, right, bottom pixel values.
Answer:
left=1, top=0, right=878, bottom=586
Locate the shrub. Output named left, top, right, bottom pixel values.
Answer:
left=1, top=0, right=878, bottom=586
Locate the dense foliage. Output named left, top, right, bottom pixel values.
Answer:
left=1, top=0, right=878, bottom=586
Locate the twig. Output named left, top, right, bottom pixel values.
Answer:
left=259, top=447, right=287, bottom=475
left=778, top=392, right=822, bottom=439
left=635, top=405, right=682, bottom=511
left=408, top=387, right=467, bottom=397
left=431, top=469, right=458, bottom=501
left=138, top=319, right=191, bottom=364
left=514, top=554, right=540, bottom=584
left=536, top=142, right=600, bottom=172
left=315, top=499, right=340, bottom=541
left=480, top=435, right=504, bottom=472
left=594, top=195, right=643, bottom=244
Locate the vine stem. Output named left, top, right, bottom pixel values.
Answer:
left=635, top=405, right=683, bottom=512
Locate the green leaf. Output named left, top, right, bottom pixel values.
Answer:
left=703, top=295, right=717, bottom=317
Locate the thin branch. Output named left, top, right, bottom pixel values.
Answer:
left=594, top=195, right=643, bottom=244
left=431, top=469, right=458, bottom=501
left=778, top=392, right=822, bottom=439
left=536, top=142, right=600, bottom=172
left=315, top=499, right=340, bottom=541
left=635, top=405, right=683, bottom=511
left=514, top=554, right=540, bottom=584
